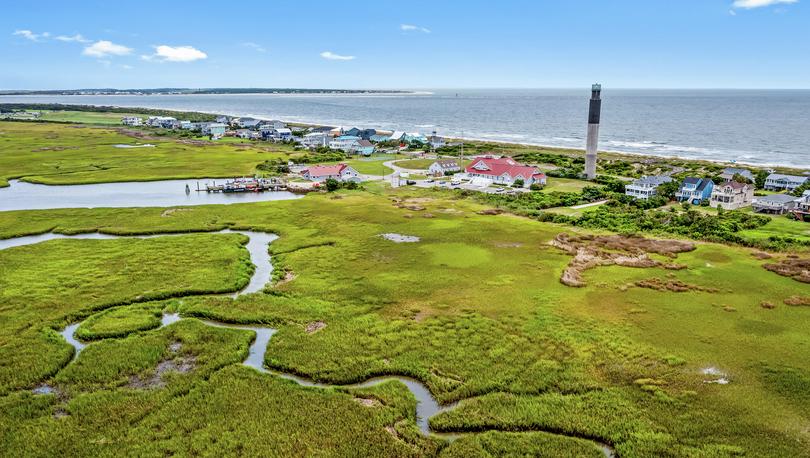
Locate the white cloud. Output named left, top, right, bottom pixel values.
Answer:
left=320, top=51, right=355, bottom=61
left=241, top=42, right=266, bottom=53
left=732, top=0, right=797, bottom=9
left=13, top=30, right=50, bottom=41
left=400, top=24, right=431, bottom=33
left=55, top=34, right=91, bottom=43
left=143, top=45, right=207, bottom=62
left=83, top=40, right=133, bottom=57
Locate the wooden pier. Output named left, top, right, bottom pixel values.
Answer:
left=197, top=177, right=288, bottom=193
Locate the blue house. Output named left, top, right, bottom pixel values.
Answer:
left=676, top=177, right=714, bottom=204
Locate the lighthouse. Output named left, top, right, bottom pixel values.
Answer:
left=584, top=83, right=601, bottom=180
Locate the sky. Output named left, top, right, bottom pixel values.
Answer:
left=2, top=0, right=808, bottom=89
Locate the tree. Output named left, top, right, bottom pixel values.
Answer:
left=755, top=170, right=769, bottom=189
left=512, top=178, right=525, bottom=188
left=324, top=178, right=340, bottom=192
left=732, top=173, right=752, bottom=184
left=657, top=180, right=680, bottom=200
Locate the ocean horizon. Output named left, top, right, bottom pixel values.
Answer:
left=3, top=88, right=809, bottom=168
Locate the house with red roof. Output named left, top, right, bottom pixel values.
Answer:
left=301, top=163, right=361, bottom=183
left=464, top=156, right=547, bottom=188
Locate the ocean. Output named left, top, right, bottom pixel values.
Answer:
left=2, top=89, right=809, bottom=168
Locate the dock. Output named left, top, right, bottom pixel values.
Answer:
left=197, top=177, right=288, bottom=193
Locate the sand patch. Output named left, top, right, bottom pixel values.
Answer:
left=701, top=367, right=730, bottom=384
left=160, top=208, right=191, bottom=217
left=476, top=208, right=503, bottom=215
left=763, top=257, right=810, bottom=283
left=634, top=277, right=718, bottom=293
left=305, top=321, right=327, bottom=334
left=784, top=296, right=810, bottom=306
left=128, top=355, right=195, bottom=389
left=551, top=233, right=694, bottom=287
left=751, top=251, right=773, bottom=260
left=275, top=271, right=297, bottom=286
left=354, top=397, right=381, bottom=407
left=380, top=233, right=420, bottom=243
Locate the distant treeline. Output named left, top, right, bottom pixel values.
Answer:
left=0, top=88, right=410, bottom=95
left=0, top=103, right=217, bottom=122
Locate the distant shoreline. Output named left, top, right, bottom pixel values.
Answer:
left=1, top=101, right=807, bottom=173
left=0, top=88, right=415, bottom=96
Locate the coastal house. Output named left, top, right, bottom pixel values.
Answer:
left=794, top=191, right=810, bottom=221
left=428, top=133, right=445, bottom=149
left=202, top=122, right=227, bottom=139
left=301, top=163, right=361, bottom=183
left=719, top=167, right=755, bottom=183
left=369, top=134, right=390, bottom=143
left=764, top=173, right=807, bottom=191
left=464, top=156, right=547, bottom=188
left=355, top=140, right=375, bottom=156
left=709, top=181, right=754, bottom=210
left=301, top=132, right=329, bottom=148
left=389, top=131, right=406, bottom=142
left=237, top=117, right=262, bottom=129
left=428, top=159, right=461, bottom=176
left=329, top=135, right=362, bottom=152
left=235, top=129, right=253, bottom=139
left=357, top=129, right=378, bottom=140
left=146, top=116, right=179, bottom=129
left=753, top=193, right=799, bottom=214
left=675, top=177, right=714, bottom=204
left=179, top=120, right=193, bottom=130
left=624, top=175, right=673, bottom=200
left=309, top=126, right=333, bottom=134
left=121, top=116, right=142, bottom=126
left=329, top=127, right=346, bottom=137
left=344, top=127, right=362, bottom=137
left=273, top=128, right=293, bottom=141
left=215, top=115, right=230, bottom=124
left=403, top=132, right=428, bottom=144
left=267, top=120, right=287, bottom=129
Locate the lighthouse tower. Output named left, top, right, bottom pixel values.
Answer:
left=584, top=83, right=601, bottom=180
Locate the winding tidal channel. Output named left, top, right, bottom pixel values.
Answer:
left=1, top=182, right=616, bottom=456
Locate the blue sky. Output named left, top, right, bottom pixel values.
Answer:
left=2, top=0, right=808, bottom=89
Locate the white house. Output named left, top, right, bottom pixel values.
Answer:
left=719, top=167, right=755, bottom=183
left=121, top=116, right=142, bottom=126
left=302, top=132, right=329, bottom=148
left=179, top=120, right=193, bottom=130
left=301, top=164, right=361, bottom=183
left=625, top=175, right=672, bottom=200
left=428, top=160, right=461, bottom=176
left=764, top=173, right=807, bottom=191
left=329, top=135, right=362, bottom=152
left=709, top=181, right=755, bottom=210
left=464, top=156, right=547, bottom=188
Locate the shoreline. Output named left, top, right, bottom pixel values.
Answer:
left=3, top=101, right=808, bottom=172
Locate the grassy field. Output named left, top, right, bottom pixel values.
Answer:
left=36, top=110, right=147, bottom=125
left=1, top=119, right=810, bottom=456
left=542, top=177, right=594, bottom=193
left=0, top=121, right=294, bottom=186
left=0, top=185, right=808, bottom=456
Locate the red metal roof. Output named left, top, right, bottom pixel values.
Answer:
left=304, top=163, right=348, bottom=177
left=465, top=156, right=545, bottom=179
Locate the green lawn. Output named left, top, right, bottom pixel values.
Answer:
left=543, top=177, right=593, bottom=193
left=36, top=110, right=146, bottom=125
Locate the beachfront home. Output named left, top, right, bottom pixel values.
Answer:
left=216, top=115, right=230, bottom=124
left=389, top=131, right=406, bottom=142
left=753, top=193, right=799, bottom=214
left=676, top=177, right=714, bottom=205
left=428, top=160, right=461, bottom=176
left=237, top=117, right=262, bottom=129
left=301, top=132, right=329, bottom=148
left=428, top=133, right=446, bottom=149
left=624, top=175, right=673, bottom=200
left=403, top=132, right=428, bottom=144
left=794, top=191, right=810, bottom=221
left=369, top=134, right=390, bottom=143
left=764, top=173, right=808, bottom=191
left=121, top=116, right=143, bottom=126
left=329, top=135, right=362, bottom=152
left=146, top=116, right=178, bottom=129
left=719, top=167, right=755, bottom=183
left=464, top=156, right=547, bottom=188
left=202, top=122, right=227, bottom=139
left=355, top=140, right=375, bottom=156
left=709, top=181, right=755, bottom=210
left=344, top=127, right=362, bottom=137
left=301, top=164, right=361, bottom=183
left=272, top=128, right=293, bottom=141
left=235, top=129, right=253, bottom=139
left=179, top=120, right=193, bottom=130
left=266, top=120, right=286, bottom=129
